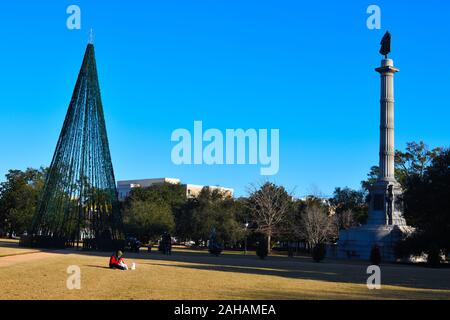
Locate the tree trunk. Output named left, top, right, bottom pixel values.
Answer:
left=267, top=234, right=271, bottom=253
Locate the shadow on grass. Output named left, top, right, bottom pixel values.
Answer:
left=3, top=240, right=450, bottom=293
left=84, top=265, right=111, bottom=270
left=134, top=251, right=450, bottom=292
left=224, top=287, right=450, bottom=300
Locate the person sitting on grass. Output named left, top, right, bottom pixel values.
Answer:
left=109, top=250, right=128, bottom=270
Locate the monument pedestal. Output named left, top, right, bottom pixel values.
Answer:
left=337, top=224, right=413, bottom=261
left=367, top=179, right=407, bottom=226
left=336, top=179, right=413, bottom=261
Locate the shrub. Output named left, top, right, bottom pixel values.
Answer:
left=370, top=245, right=382, bottom=265
left=209, top=245, right=223, bottom=256
left=256, top=238, right=268, bottom=259
left=395, top=232, right=444, bottom=266
left=427, top=244, right=442, bottom=267
left=311, top=243, right=326, bottom=262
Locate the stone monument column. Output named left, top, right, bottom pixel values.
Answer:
left=376, top=59, right=398, bottom=182
left=336, top=32, right=412, bottom=262
left=367, top=58, right=406, bottom=227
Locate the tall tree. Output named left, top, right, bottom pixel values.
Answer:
left=361, top=166, right=379, bottom=193
left=174, top=197, right=197, bottom=242
left=122, top=183, right=185, bottom=243
left=282, top=196, right=330, bottom=243
left=299, top=204, right=338, bottom=247
left=362, top=141, right=442, bottom=190
left=125, top=183, right=186, bottom=210
left=405, top=149, right=450, bottom=224
left=122, top=200, right=174, bottom=243
left=247, top=182, right=293, bottom=252
left=190, top=188, right=244, bottom=246
left=0, top=168, right=46, bottom=237
left=330, top=187, right=368, bottom=225
left=395, top=141, right=442, bottom=186
left=400, top=149, right=450, bottom=260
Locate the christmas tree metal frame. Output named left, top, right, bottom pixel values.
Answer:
left=21, top=43, right=124, bottom=250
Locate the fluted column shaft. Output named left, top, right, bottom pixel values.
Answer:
left=375, top=59, right=399, bottom=182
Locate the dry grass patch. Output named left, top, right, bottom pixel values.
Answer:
left=1, top=242, right=450, bottom=300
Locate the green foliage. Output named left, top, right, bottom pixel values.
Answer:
left=399, top=235, right=444, bottom=267
left=362, top=141, right=442, bottom=191
left=400, top=149, right=450, bottom=262
left=125, top=183, right=186, bottom=209
left=127, top=185, right=245, bottom=247
left=0, top=168, right=46, bottom=237
left=281, top=199, right=305, bottom=241
left=395, top=141, right=442, bottom=187
left=361, top=166, right=380, bottom=193
left=190, top=188, right=244, bottom=246
left=174, top=198, right=197, bottom=242
left=123, top=200, right=174, bottom=243
left=330, top=187, right=368, bottom=225
left=233, top=197, right=251, bottom=227
left=122, top=183, right=182, bottom=243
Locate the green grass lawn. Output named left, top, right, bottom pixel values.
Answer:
left=1, top=239, right=450, bottom=300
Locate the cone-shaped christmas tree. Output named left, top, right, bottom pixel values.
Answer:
left=23, top=43, right=123, bottom=250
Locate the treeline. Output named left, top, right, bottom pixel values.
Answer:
left=0, top=141, right=448, bottom=263
left=121, top=181, right=366, bottom=252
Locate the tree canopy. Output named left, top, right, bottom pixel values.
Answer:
left=400, top=149, right=450, bottom=257
left=0, top=168, right=46, bottom=237
left=122, top=183, right=184, bottom=243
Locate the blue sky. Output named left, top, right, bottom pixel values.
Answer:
left=0, top=1, right=449, bottom=197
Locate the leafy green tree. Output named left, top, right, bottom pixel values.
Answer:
left=190, top=188, right=244, bottom=246
left=330, top=187, right=368, bottom=225
left=362, top=141, right=442, bottom=191
left=122, top=200, right=175, bottom=243
left=399, top=149, right=450, bottom=262
left=395, top=141, right=442, bottom=186
left=233, top=197, right=251, bottom=227
left=361, top=166, right=379, bottom=193
left=0, top=168, right=46, bottom=237
left=122, top=183, right=184, bottom=243
left=125, top=183, right=186, bottom=210
left=174, top=197, right=197, bottom=242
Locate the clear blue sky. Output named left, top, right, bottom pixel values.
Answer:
left=0, top=0, right=449, bottom=197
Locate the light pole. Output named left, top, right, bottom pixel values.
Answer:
left=244, top=222, right=249, bottom=255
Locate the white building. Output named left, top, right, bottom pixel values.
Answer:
left=117, top=178, right=234, bottom=201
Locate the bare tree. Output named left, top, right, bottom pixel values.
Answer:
left=338, top=209, right=357, bottom=230
left=300, top=204, right=337, bottom=247
left=247, top=182, right=293, bottom=253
